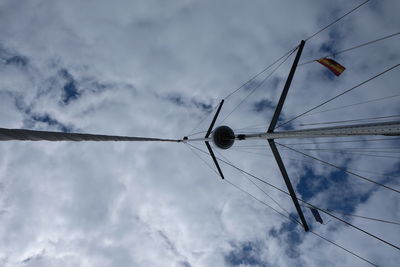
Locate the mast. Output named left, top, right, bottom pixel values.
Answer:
left=240, top=120, right=400, bottom=140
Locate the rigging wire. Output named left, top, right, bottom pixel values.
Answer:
left=316, top=209, right=400, bottom=226
left=309, top=231, right=377, bottom=267
left=185, top=143, right=378, bottom=266
left=234, top=149, right=400, bottom=154
left=187, top=105, right=219, bottom=137
left=186, top=129, right=208, bottom=138
left=297, top=151, right=400, bottom=160
left=234, top=123, right=269, bottom=131
left=256, top=163, right=400, bottom=226
left=188, top=141, right=292, bottom=218
left=224, top=178, right=300, bottom=224
left=188, top=0, right=375, bottom=136
left=219, top=47, right=297, bottom=124
left=279, top=137, right=400, bottom=146
left=226, top=178, right=378, bottom=266
left=305, top=0, right=371, bottom=41
left=303, top=94, right=400, bottom=117
left=346, top=172, right=399, bottom=179
left=186, top=142, right=295, bottom=221
left=234, top=146, right=400, bottom=151
left=186, top=143, right=400, bottom=251
left=234, top=148, right=400, bottom=178
left=276, top=143, right=400, bottom=194
left=233, top=145, right=400, bottom=152
left=196, top=140, right=397, bottom=228
left=300, top=31, right=400, bottom=65
left=275, top=63, right=400, bottom=130
left=231, top=176, right=379, bottom=267
left=187, top=0, right=375, bottom=136
left=214, top=148, right=293, bottom=218
left=244, top=152, right=400, bottom=177
left=232, top=148, right=400, bottom=159
left=310, top=205, right=400, bottom=251
left=230, top=148, right=400, bottom=179
left=233, top=151, right=400, bottom=160
left=295, top=149, right=400, bottom=155
left=294, top=147, right=400, bottom=152
left=232, top=145, right=400, bottom=155
left=294, top=115, right=400, bottom=127
left=223, top=46, right=298, bottom=100
left=233, top=148, right=399, bottom=155
left=186, top=46, right=297, bottom=137
left=345, top=168, right=400, bottom=178
left=247, top=177, right=293, bottom=217
left=186, top=144, right=382, bottom=265
left=233, top=105, right=400, bottom=131
left=185, top=142, right=221, bottom=177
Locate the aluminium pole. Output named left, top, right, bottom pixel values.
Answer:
left=241, top=120, right=400, bottom=140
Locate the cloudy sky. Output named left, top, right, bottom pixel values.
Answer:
left=0, top=0, right=399, bottom=266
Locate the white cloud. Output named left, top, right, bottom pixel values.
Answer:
left=1, top=0, right=399, bottom=266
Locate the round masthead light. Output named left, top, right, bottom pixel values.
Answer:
left=212, top=126, right=235, bottom=149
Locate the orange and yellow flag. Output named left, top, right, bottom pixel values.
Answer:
left=316, top=58, right=346, bottom=76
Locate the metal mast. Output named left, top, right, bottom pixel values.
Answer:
left=242, top=120, right=400, bottom=140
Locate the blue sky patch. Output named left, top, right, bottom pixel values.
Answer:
left=191, top=99, right=212, bottom=113
left=275, top=116, right=294, bottom=131
left=317, top=28, right=344, bottom=59
left=243, top=79, right=260, bottom=91
left=178, top=261, right=192, bottom=267
left=165, top=93, right=212, bottom=113
left=296, top=167, right=335, bottom=201
left=296, top=166, right=374, bottom=214
left=9, top=92, right=72, bottom=132
left=253, top=99, right=274, bottom=113
left=167, top=94, right=185, bottom=106
left=320, top=68, right=338, bottom=81
left=30, top=113, right=72, bottom=132
left=268, top=76, right=281, bottom=90
left=385, top=162, right=400, bottom=179
left=278, top=220, right=303, bottom=259
left=322, top=168, right=372, bottom=213
left=319, top=43, right=336, bottom=56
left=5, top=55, right=28, bottom=67
left=21, top=249, right=45, bottom=264
left=0, top=45, right=28, bottom=67
left=59, top=69, right=80, bottom=104
left=268, top=220, right=304, bottom=259
left=225, top=241, right=268, bottom=266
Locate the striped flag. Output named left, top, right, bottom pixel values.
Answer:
left=316, top=58, right=346, bottom=76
